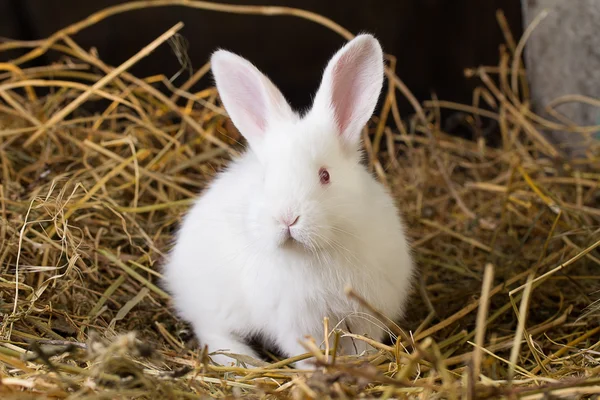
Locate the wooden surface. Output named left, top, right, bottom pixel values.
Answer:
left=522, top=0, right=600, bottom=156
left=1, top=0, right=522, bottom=116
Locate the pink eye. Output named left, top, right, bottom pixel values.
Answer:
left=319, top=167, right=330, bottom=185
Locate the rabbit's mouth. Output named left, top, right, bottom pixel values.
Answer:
left=280, top=230, right=300, bottom=247
left=276, top=221, right=319, bottom=253
left=279, top=230, right=309, bottom=251
left=281, top=236, right=300, bottom=249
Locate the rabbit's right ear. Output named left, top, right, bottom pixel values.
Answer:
left=211, top=50, right=295, bottom=148
left=310, top=35, right=384, bottom=151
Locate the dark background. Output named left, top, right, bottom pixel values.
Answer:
left=0, top=0, right=523, bottom=115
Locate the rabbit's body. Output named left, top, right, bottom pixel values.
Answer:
left=166, top=140, right=412, bottom=363
left=163, top=35, right=415, bottom=367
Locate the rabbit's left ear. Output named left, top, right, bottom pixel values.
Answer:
left=211, top=50, right=295, bottom=150
left=311, top=34, right=384, bottom=149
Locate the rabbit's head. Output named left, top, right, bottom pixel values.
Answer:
left=211, top=35, right=384, bottom=253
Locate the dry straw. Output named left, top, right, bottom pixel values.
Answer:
left=1, top=1, right=600, bottom=399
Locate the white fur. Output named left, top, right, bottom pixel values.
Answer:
left=162, top=34, right=415, bottom=368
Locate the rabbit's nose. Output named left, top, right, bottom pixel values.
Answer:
left=289, top=215, right=300, bottom=227
left=282, top=215, right=300, bottom=227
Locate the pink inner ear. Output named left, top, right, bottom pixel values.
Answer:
left=212, top=50, right=295, bottom=145
left=330, top=48, right=371, bottom=135
left=229, top=66, right=268, bottom=134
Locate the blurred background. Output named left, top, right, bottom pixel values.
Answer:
left=0, top=0, right=523, bottom=115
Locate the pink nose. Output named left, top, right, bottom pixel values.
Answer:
left=283, top=215, right=300, bottom=227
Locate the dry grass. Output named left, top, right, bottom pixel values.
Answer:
left=1, top=2, right=600, bottom=399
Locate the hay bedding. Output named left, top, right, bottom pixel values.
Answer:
left=0, top=2, right=599, bottom=399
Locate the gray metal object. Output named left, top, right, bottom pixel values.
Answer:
left=521, top=0, right=600, bottom=157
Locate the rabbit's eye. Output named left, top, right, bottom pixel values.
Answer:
left=319, top=167, right=330, bottom=185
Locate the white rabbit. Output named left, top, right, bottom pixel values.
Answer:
left=162, top=34, right=415, bottom=368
